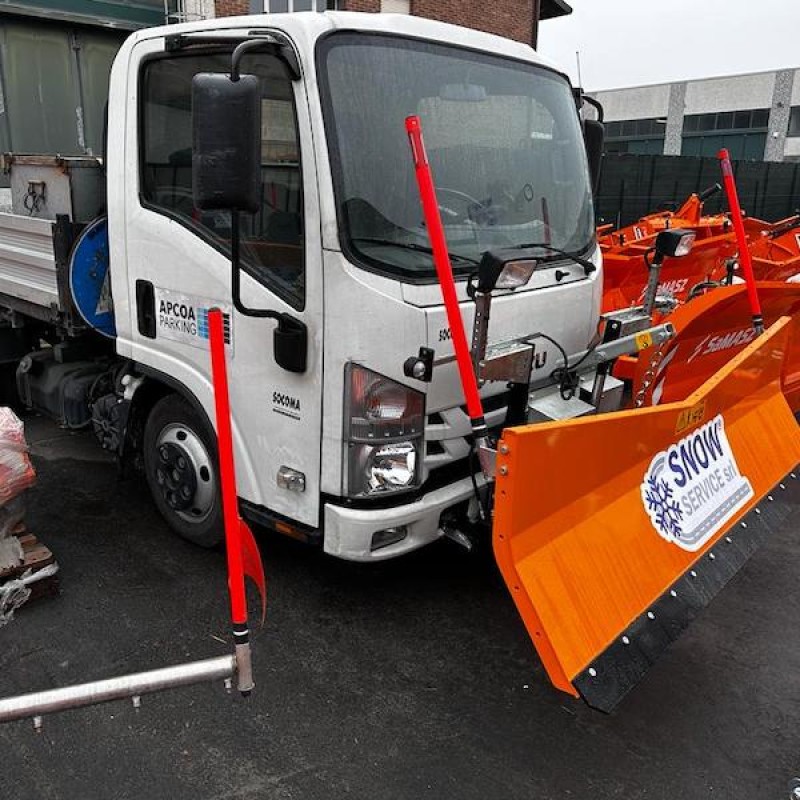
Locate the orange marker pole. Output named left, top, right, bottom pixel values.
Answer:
left=718, top=148, right=764, bottom=333
left=208, top=307, right=253, bottom=695
left=405, top=115, right=487, bottom=441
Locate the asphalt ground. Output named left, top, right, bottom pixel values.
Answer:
left=2, top=414, right=800, bottom=799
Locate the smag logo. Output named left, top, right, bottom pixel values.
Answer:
left=641, top=415, right=753, bottom=551
left=636, top=278, right=688, bottom=302
left=686, top=327, right=758, bottom=363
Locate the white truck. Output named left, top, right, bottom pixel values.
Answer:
left=0, top=11, right=650, bottom=560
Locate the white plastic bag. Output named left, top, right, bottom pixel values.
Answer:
left=0, top=408, right=35, bottom=513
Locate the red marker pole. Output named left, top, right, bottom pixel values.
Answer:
left=208, top=307, right=253, bottom=695
left=405, top=115, right=487, bottom=441
left=718, top=148, right=764, bottom=333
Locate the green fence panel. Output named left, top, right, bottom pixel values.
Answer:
left=0, top=0, right=163, bottom=29
left=597, top=153, right=800, bottom=227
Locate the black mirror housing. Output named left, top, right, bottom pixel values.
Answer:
left=192, top=73, right=261, bottom=213
left=274, top=314, right=308, bottom=373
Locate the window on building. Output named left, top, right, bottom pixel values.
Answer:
left=789, top=107, right=800, bottom=138
left=752, top=109, right=770, bottom=128
left=716, top=111, right=733, bottom=130
left=263, top=0, right=338, bottom=10
left=683, top=108, right=770, bottom=133
left=603, top=117, right=666, bottom=155
left=140, top=52, right=305, bottom=309
left=697, top=113, right=716, bottom=131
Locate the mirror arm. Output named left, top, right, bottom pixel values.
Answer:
left=229, top=210, right=307, bottom=373
left=231, top=40, right=266, bottom=82
left=581, top=94, right=604, bottom=123
left=230, top=38, right=300, bottom=82
left=230, top=209, right=278, bottom=320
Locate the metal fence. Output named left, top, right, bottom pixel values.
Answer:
left=596, top=153, right=800, bottom=228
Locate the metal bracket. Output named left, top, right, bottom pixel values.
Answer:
left=476, top=438, right=497, bottom=479
left=568, top=323, right=675, bottom=369
left=479, top=340, right=533, bottom=384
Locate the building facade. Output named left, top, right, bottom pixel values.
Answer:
left=216, top=0, right=572, bottom=47
left=0, top=0, right=568, bottom=158
left=591, top=69, right=800, bottom=162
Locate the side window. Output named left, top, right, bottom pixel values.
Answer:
left=141, top=52, right=305, bottom=309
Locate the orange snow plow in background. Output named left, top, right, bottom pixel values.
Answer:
left=494, top=316, right=800, bottom=711
left=747, top=213, right=800, bottom=281
left=600, top=184, right=737, bottom=313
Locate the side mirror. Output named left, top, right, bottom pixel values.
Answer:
left=192, top=73, right=261, bottom=213
left=274, top=314, right=307, bottom=374
left=191, top=69, right=308, bottom=374
left=583, top=119, right=604, bottom=195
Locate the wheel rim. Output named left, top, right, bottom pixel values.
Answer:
left=154, top=422, right=216, bottom=524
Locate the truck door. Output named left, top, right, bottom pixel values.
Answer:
left=121, top=41, right=323, bottom=530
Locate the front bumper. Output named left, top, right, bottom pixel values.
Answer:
left=323, top=474, right=485, bottom=562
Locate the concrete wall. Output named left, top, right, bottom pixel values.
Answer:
left=592, top=83, right=670, bottom=121
left=684, top=72, right=776, bottom=113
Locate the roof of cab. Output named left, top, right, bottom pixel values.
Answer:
left=129, top=10, right=561, bottom=74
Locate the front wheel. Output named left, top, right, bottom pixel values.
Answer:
left=143, top=394, right=223, bottom=547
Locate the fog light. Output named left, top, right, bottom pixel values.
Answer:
left=371, top=526, right=408, bottom=551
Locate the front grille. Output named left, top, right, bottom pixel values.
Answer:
left=424, top=393, right=508, bottom=477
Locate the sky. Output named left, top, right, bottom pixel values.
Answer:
left=537, top=0, right=800, bottom=91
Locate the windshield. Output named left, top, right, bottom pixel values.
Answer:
left=318, top=33, right=595, bottom=280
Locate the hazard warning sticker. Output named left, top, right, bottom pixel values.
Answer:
left=641, top=414, right=753, bottom=551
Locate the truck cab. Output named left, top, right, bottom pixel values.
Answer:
left=13, top=12, right=600, bottom=559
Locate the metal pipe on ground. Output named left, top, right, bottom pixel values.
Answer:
left=0, top=654, right=236, bottom=724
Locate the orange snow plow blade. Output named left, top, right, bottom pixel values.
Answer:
left=493, top=317, right=800, bottom=712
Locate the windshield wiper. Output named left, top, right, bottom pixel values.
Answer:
left=510, top=242, right=596, bottom=276
left=352, top=237, right=479, bottom=266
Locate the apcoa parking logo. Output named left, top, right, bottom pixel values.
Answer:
left=641, top=414, right=753, bottom=551
left=155, top=289, right=233, bottom=352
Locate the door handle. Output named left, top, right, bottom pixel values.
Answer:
left=136, top=280, right=156, bottom=339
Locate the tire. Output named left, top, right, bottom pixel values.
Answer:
left=143, top=394, right=223, bottom=547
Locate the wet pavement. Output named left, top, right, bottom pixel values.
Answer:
left=1, top=414, right=799, bottom=799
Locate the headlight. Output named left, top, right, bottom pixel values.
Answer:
left=345, top=365, right=424, bottom=497
left=355, top=442, right=417, bottom=492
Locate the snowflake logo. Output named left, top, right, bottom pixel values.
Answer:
left=644, top=474, right=683, bottom=540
